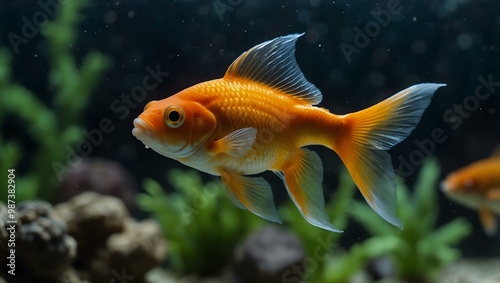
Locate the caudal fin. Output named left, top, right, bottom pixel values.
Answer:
left=334, top=83, right=446, bottom=228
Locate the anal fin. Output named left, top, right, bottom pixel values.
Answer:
left=279, top=148, right=341, bottom=232
left=219, top=169, right=281, bottom=223
left=479, top=207, right=497, bottom=237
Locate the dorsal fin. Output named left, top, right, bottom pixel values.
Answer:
left=224, top=33, right=323, bottom=105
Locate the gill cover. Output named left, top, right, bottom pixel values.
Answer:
left=174, top=100, right=217, bottom=149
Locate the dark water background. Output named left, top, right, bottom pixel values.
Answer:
left=1, top=0, right=499, bottom=257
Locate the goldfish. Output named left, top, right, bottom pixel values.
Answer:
left=132, top=33, right=445, bottom=232
left=441, top=149, right=500, bottom=236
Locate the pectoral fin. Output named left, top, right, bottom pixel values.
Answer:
left=211, top=128, right=257, bottom=157
left=479, top=207, right=497, bottom=237
left=278, top=148, right=341, bottom=232
left=219, top=169, right=281, bottom=223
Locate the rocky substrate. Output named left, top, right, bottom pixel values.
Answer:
left=2, top=189, right=497, bottom=283
left=0, top=192, right=166, bottom=283
left=435, top=259, right=500, bottom=283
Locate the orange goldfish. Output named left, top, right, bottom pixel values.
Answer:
left=441, top=149, right=500, bottom=236
left=132, top=34, right=445, bottom=232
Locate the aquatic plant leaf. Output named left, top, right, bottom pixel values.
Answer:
left=320, top=236, right=402, bottom=282
left=168, top=169, right=203, bottom=196
left=427, top=218, right=472, bottom=247
left=395, top=179, right=414, bottom=225
left=139, top=178, right=166, bottom=207
left=350, top=201, right=395, bottom=236
left=414, top=157, right=440, bottom=215
left=61, top=126, right=84, bottom=145
left=140, top=169, right=266, bottom=275
left=326, top=165, right=356, bottom=221
left=0, top=0, right=110, bottom=202
left=16, top=177, right=38, bottom=201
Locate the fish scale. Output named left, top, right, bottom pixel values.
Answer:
left=174, top=79, right=306, bottom=175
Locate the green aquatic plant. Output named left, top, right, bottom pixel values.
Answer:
left=315, top=236, right=401, bottom=283
left=286, top=159, right=472, bottom=283
left=350, top=158, right=472, bottom=282
left=0, top=0, right=111, bottom=202
left=138, top=169, right=265, bottom=275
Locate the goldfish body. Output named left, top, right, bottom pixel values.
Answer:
left=442, top=150, right=500, bottom=236
left=132, top=34, right=445, bottom=232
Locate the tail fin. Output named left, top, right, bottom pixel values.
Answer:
left=334, top=83, right=446, bottom=228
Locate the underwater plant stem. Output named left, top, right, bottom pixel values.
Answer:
left=43, top=0, right=111, bottom=129
left=0, top=0, right=110, bottom=202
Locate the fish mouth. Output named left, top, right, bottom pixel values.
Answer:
left=132, top=117, right=195, bottom=158
left=132, top=118, right=154, bottom=140
left=440, top=180, right=449, bottom=192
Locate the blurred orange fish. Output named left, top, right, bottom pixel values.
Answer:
left=132, top=34, right=445, bottom=231
left=442, top=149, right=500, bottom=236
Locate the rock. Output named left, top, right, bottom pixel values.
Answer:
left=437, top=259, right=500, bottom=283
left=58, top=158, right=137, bottom=212
left=59, top=268, right=91, bottom=283
left=55, top=191, right=129, bottom=259
left=107, top=220, right=167, bottom=276
left=365, top=256, right=396, bottom=281
left=233, top=225, right=306, bottom=283
left=85, top=219, right=167, bottom=283
left=146, top=267, right=235, bottom=283
left=16, top=201, right=77, bottom=279
left=55, top=192, right=167, bottom=282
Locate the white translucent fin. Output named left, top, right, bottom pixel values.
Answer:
left=220, top=170, right=282, bottom=223
left=224, top=34, right=323, bottom=105
left=479, top=207, right=497, bottom=237
left=335, top=83, right=446, bottom=229
left=213, top=127, right=257, bottom=157
left=279, top=148, right=342, bottom=232
left=363, top=83, right=447, bottom=150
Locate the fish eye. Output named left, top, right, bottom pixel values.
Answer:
left=464, top=179, right=474, bottom=189
left=163, top=105, right=185, bottom=128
